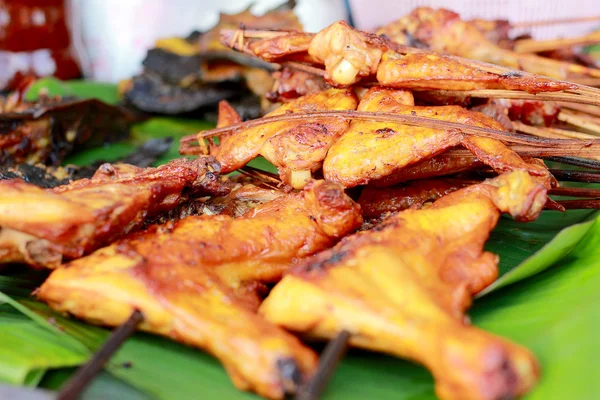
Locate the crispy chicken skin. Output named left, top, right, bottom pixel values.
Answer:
left=209, top=89, right=358, bottom=188
left=39, top=180, right=362, bottom=399
left=223, top=20, right=575, bottom=93
left=0, top=157, right=226, bottom=268
left=378, top=8, right=600, bottom=80
left=323, top=87, right=548, bottom=187
left=260, top=170, right=545, bottom=400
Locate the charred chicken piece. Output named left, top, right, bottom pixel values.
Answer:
left=122, top=2, right=301, bottom=117
left=323, top=86, right=550, bottom=188
left=377, top=8, right=600, bottom=80
left=0, top=157, right=226, bottom=268
left=260, top=170, right=545, bottom=400
left=0, top=138, right=173, bottom=188
left=209, top=88, right=358, bottom=189
left=0, top=95, right=134, bottom=166
left=39, top=179, right=362, bottom=399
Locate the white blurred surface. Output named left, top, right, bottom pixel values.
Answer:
left=71, top=0, right=347, bottom=83
left=349, top=0, right=600, bottom=38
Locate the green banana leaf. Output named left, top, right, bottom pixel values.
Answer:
left=0, top=305, right=88, bottom=385
left=0, top=79, right=598, bottom=399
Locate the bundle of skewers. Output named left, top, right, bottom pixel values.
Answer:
left=2, top=7, right=600, bottom=400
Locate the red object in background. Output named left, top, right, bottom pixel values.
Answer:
left=0, top=0, right=81, bottom=90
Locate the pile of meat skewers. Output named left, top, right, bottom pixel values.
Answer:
left=3, top=7, right=600, bottom=400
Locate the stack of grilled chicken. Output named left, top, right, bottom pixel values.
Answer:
left=3, top=7, right=600, bottom=400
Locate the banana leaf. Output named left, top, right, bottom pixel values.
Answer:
left=0, top=79, right=598, bottom=399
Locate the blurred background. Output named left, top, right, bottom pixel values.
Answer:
left=0, top=0, right=598, bottom=87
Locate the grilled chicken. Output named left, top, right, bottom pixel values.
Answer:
left=38, top=179, right=362, bottom=399
left=222, top=21, right=576, bottom=93
left=260, top=170, right=545, bottom=400
left=0, top=157, right=226, bottom=268
left=377, top=8, right=600, bottom=80
left=323, top=87, right=549, bottom=187
left=208, top=88, right=358, bottom=188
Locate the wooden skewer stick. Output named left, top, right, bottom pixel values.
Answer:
left=549, top=169, right=600, bottom=183
left=514, top=31, right=600, bottom=54
left=560, top=102, right=600, bottom=118
left=555, top=199, right=600, bottom=209
left=550, top=187, right=600, bottom=198
left=512, top=121, right=592, bottom=140
left=238, top=166, right=288, bottom=191
left=57, top=310, right=144, bottom=400
left=181, top=110, right=600, bottom=148
left=558, top=110, right=600, bottom=135
left=511, top=15, right=600, bottom=29
left=422, top=89, right=600, bottom=107
left=296, top=331, right=351, bottom=400
left=546, top=156, right=600, bottom=170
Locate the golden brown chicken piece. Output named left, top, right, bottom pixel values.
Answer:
left=0, top=157, right=226, bottom=268
left=223, top=21, right=577, bottom=93
left=323, top=86, right=549, bottom=187
left=208, top=88, right=358, bottom=188
left=39, top=180, right=362, bottom=399
left=260, top=170, right=545, bottom=400
left=377, top=8, right=600, bottom=80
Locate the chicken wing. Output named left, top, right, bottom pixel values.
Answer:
left=323, top=86, right=549, bottom=187
left=377, top=8, right=600, bottom=80
left=260, top=170, right=545, bottom=400
left=0, top=157, right=226, bottom=268
left=208, top=88, right=358, bottom=188
left=38, top=179, right=362, bottom=399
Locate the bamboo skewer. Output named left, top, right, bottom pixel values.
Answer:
left=558, top=110, right=600, bottom=135
left=555, top=199, right=600, bottom=209
left=421, top=89, right=600, bottom=107
left=549, top=169, right=600, bottom=183
left=57, top=310, right=144, bottom=400
left=238, top=166, right=289, bottom=191
left=511, top=15, right=600, bottom=29
left=546, top=156, right=600, bottom=169
left=548, top=127, right=600, bottom=140
left=180, top=110, right=600, bottom=151
left=296, top=331, right=351, bottom=400
left=560, top=102, right=600, bottom=118
left=514, top=31, right=600, bottom=54
left=550, top=187, right=600, bottom=198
